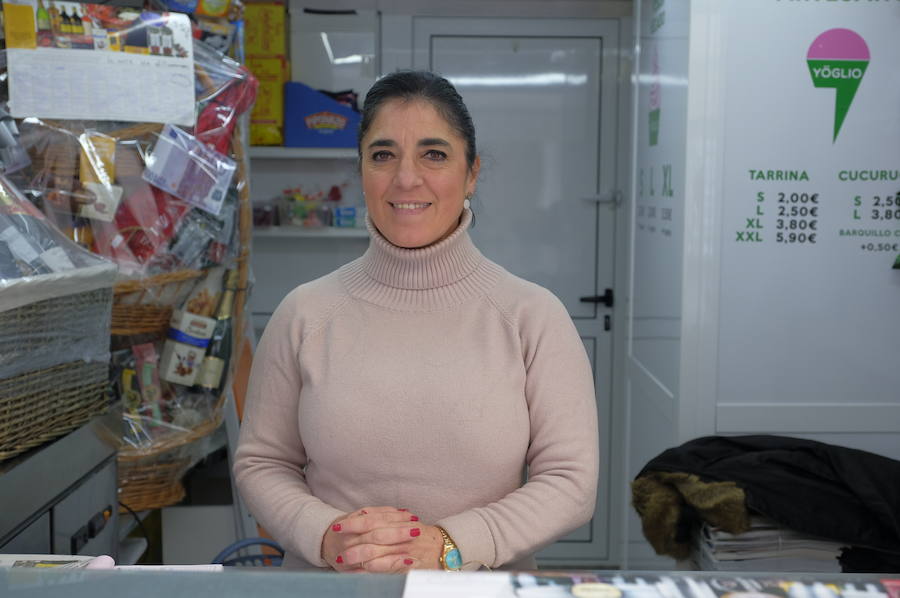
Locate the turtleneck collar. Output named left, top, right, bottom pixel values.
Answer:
left=361, top=208, right=483, bottom=290
left=339, top=209, right=504, bottom=310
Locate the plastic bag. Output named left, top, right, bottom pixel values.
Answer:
left=193, top=38, right=258, bottom=154
left=0, top=174, right=115, bottom=380
left=0, top=173, right=110, bottom=282
left=3, top=37, right=255, bottom=285
left=108, top=346, right=221, bottom=451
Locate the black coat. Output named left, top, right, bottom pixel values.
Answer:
left=636, top=435, right=900, bottom=556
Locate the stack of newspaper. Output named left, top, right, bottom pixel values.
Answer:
left=693, top=516, right=846, bottom=572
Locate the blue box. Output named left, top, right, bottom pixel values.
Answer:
left=333, top=206, right=358, bottom=228
left=283, top=82, right=361, bottom=148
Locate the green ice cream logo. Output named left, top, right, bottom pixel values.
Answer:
left=807, top=28, right=869, bottom=142
left=649, top=44, right=661, bottom=147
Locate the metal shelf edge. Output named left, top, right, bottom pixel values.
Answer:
left=248, top=147, right=358, bottom=159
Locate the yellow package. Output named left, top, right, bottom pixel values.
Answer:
left=247, top=56, right=286, bottom=81
left=244, top=2, right=285, bottom=57
left=250, top=123, right=282, bottom=146
left=247, top=57, right=285, bottom=146
left=3, top=2, right=37, bottom=49
left=78, top=132, right=122, bottom=222
left=78, top=133, right=117, bottom=185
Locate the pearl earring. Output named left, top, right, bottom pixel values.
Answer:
left=464, top=193, right=472, bottom=210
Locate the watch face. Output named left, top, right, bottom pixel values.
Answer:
left=444, top=548, right=462, bottom=570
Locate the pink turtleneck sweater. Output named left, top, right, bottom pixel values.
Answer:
left=234, top=210, right=599, bottom=570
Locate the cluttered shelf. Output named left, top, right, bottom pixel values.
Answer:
left=248, top=146, right=357, bottom=160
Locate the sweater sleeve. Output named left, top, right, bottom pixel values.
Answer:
left=435, top=289, right=599, bottom=568
left=233, top=290, right=345, bottom=567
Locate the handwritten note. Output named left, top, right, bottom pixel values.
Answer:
left=7, top=47, right=195, bottom=126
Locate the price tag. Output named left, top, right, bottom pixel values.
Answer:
left=39, top=246, right=74, bottom=271
left=80, top=182, right=124, bottom=223
left=0, top=225, right=39, bottom=263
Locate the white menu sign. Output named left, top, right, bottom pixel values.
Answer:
left=717, top=2, right=900, bottom=412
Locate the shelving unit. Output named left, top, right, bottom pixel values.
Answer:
left=247, top=144, right=366, bottom=338
left=248, top=146, right=358, bottom=160
left=248, top=147, right=366, bottom=239
left=252, top=226, right=368, bottom=239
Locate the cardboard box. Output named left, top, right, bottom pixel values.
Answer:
left=244, top=2, right=286, bottom=57
left=283, top=82, right=361, bottom=148
left=247, top=57, right=287, bottom=146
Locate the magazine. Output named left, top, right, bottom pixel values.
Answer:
left=403, top=571, right=900, bottom=598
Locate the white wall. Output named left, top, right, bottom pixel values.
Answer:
left=707, top=2, right=900, bottom=442
left=624, top=0, right=692, bottom=570
left=625, top=0, right=900, bottom=568
left=250, top=0, right=634, bottom=337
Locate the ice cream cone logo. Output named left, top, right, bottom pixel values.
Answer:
left=807, top=28, right=869, bottom=142
left=648, top=44, right=661, bottom=147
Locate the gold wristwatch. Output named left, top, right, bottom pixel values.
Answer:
left=436, top=526, right=462, bottom=571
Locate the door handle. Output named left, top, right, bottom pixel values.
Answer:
left=580, top=288, right=614, bottom=307
left=581, top=191, right=622, bottom=207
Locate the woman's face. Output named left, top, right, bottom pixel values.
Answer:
left=360, top=99, right=479, bottom=248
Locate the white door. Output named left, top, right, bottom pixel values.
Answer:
left=413, top=17, right=620, bottom=566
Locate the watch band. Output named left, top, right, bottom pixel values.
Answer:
left=436, top=526, right=462, bottom=571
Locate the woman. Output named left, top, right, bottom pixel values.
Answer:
left=234, top=70, right=599, bottom=572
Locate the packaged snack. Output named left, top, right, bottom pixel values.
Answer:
left=159, top=309, right=217, bottom=386
left=247, top=56, right=286, bottom=146
left=184, top=266, right=226, bottom=318
left=133, top=342, right=163, bottom=421
left=195, top=0, right=232, bottom=19
left=243, top=2, right=285, bottom=57
left=158, top=266, right=225, bottom=386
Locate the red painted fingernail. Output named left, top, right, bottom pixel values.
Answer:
left=398, top=508, right=408, bottom=512
left=410, top=516, right=419, bottom=521
left=336, top=555, right=344, bottom=564
left=361, top=510, right=368, bottom=514
left=332, top=523, right=342, bottom=532
left=410, top=528, right=421, bottom=537
left=404, top=558, right=414, bottom=565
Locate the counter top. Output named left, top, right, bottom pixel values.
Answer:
left=2, top=568, right=402, bottom=597
left=1, top=568, right=896, bottom=598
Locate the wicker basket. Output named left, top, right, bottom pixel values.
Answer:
left=112, top=118, right=252, bottom=512
left=111, top=269, right=204, bottom=336
left=26, top=120, right=204, bottom=338
left=1, top=261, right=115, bottom=464
left=117, top=456, right=191, bottom=513
left=116, top=410, right=224, bottom=513
left=0, top=285, right=112, bottom=379
left=0, top=361, right=109, bottom=462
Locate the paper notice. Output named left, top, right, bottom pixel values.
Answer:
left=4, top=6, right=195, bottom=126
left=402, top=571, right=516, bottom=598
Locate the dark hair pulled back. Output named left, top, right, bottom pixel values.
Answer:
left=357, top=70, right=477, bottom=170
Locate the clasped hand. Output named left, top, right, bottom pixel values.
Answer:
left=321, top=506, right=443, bottom=573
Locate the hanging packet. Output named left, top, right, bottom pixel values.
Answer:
left=142, top=124, right=236, bottom=217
